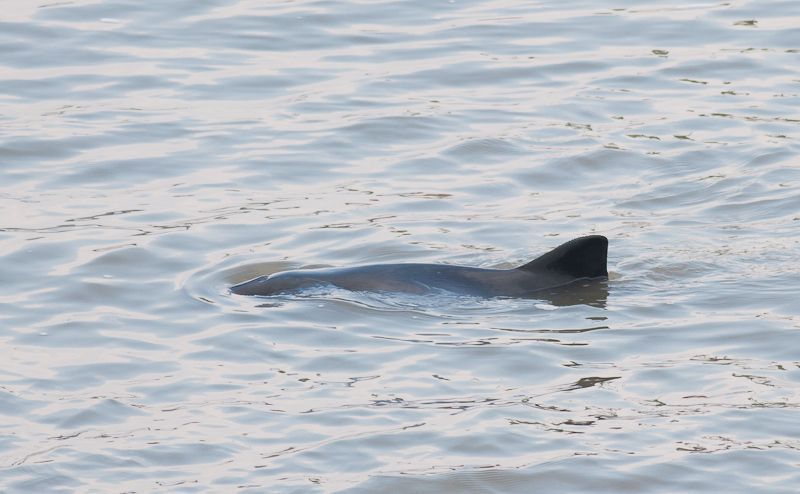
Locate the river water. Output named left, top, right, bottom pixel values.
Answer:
left=2, top=0, right=799, bottom=492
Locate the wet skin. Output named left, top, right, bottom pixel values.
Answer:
left=231, top=235, right=608, bottom=299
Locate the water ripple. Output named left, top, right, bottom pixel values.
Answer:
left=1, top=0, right=799, bottom=492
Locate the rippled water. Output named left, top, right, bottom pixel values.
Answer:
left=2, top=0, right=799, bottom=492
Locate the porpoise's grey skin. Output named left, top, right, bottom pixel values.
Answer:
left=231, top=235, right=608, bottom=298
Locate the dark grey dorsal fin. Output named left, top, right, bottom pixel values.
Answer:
left=518, top=235, right=608, bottom=278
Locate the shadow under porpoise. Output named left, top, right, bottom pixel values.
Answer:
left=231, top=235, right=609, bottom=307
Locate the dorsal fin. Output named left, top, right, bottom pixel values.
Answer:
left=518, top=235, right=608, bottom=278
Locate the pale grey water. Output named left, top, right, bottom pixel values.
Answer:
left=1, top=0, right=799, bottom=492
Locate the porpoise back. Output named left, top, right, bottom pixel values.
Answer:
left=230, top=235, right=608, bottom=298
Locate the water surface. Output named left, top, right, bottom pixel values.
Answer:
left=1, top=0, right=799, bottom=492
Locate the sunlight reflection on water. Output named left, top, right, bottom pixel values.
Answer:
left=1, top=0, right=799, bottom=492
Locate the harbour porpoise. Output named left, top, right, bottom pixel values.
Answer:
left=230, top=235, right=608, bottom=299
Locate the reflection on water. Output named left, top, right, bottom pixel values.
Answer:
left=2, top=0, right=800, bottom=492
left=537, top=279, right=608, bottom=308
